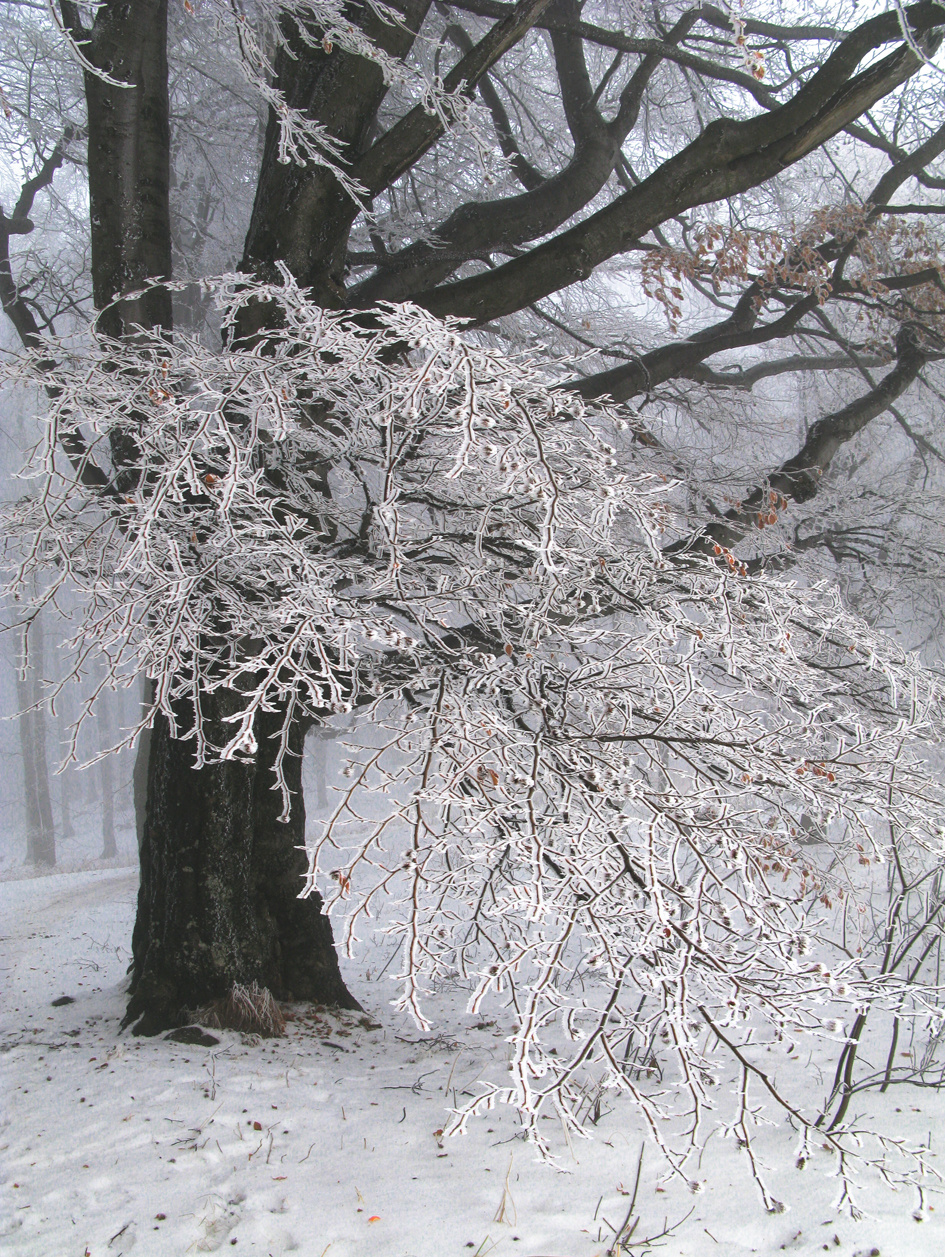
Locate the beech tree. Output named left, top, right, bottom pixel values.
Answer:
left=4, top=0, right=945, bottom=1194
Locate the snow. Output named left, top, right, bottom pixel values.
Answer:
left=2, top=867, right=945, bottom=1257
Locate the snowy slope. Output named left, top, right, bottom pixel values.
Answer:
left=1, top=867, right=943, bottom=1257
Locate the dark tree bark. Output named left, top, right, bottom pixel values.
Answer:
left=132, top=679, right=151, bottom=858
left=251, top=707, right=358, bottom=1009
left=239, top=0, right=434, bottom=313
left=62, top=0, right=173, bottom=337
left=124, top=691, right=358, bottom=1035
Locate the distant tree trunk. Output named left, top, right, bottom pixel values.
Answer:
left=124, top=690, right=358, bottom=1034
left=309, top=727, right=334, bottom=810
left=15, top=621, right=56, bottom=868
left=133, top=678, right=151, bottom=858
left=51, top=665, right=76, bottom=843
left=83, top=757, right=98, bottom=805
left=96, top=698, right=117, bottom=860
left=58, top=771, right=75, bottom=843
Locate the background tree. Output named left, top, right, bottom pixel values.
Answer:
left=14, top=613, right=55, bottom=868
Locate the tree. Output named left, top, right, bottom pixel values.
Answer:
left=4, top=0, right=945, bottom=1195
left=14, top=613, right=56, bottom=868
left=6, top=278, right=945, bottom=1202
left=6, top=0, right=360, bottom=1027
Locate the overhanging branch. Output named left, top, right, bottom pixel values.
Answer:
left=669, top=323, right=931, bottom=556
left=415, top=3, right=945, bottom=324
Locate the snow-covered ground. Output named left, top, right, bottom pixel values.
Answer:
left=2, top=867, right=944, bottom=1257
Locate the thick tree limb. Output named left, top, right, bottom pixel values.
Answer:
left=846, top=121, right=945, bottom=190
left=866, top=119, right=945, bottom=208
left=672, top=324, right=930, bottom=555
left=352, top=0, right=555, bottom=197
left=352, top=6, right=700, bottom=304
left=415, top=3, right=945, bottom=324
left=564, top=291, right=821, bottom=401
left=684, top=353, right=888, bottom=389
left=70, top=0, right=173, bottom=337
left=879, top=202, right=945, bottom=214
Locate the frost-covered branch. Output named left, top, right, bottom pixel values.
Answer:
left=3, top=278, right=944, bottom=1192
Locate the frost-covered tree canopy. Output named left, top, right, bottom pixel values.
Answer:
left=4, top=0, right=945, bottom=1214
left=6, top=277, right=945, bottom=1200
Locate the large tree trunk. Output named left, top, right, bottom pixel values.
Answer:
left=66, top=0, right=357, bottom=1029
left=77, top=0, right=173, bottom=339
left=124, top=691, right=358, bottom=1035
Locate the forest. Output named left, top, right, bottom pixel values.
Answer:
left=4, top=1, right=945, bottom=1253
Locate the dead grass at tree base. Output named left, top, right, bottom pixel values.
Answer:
left=198, top=982, right=287, bottom=1038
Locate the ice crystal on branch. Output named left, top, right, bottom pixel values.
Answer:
left=3, top=279, right=944, bottom=1192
